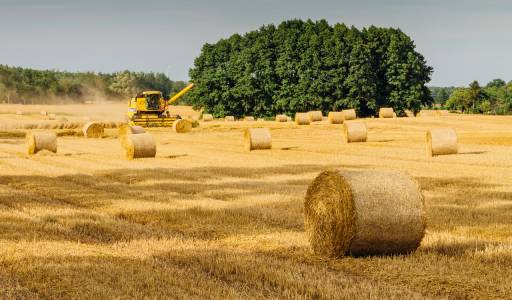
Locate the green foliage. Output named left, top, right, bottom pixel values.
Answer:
left=188, top=19, right=433, bottom=117
left=0, top=65, right=185, bottom=104
left=445, top=79, right=512, bottom=114
left=429, top=87, right=455, bottom=104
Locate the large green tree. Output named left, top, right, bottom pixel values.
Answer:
left=188, top=19, right=433, bottom=118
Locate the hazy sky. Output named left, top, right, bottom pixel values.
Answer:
left=1, top=0, right=511, bottom=86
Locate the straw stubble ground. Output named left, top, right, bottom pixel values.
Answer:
left=0, top=104, right=511, bottom=299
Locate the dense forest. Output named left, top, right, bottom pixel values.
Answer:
left=430, top=79, right=512, bottom=114
left=0, top=65, right=188, bottom=104
left=188, top=19, right=433, bottom=118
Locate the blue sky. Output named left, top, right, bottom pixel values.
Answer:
left=1, top=0, right=511, bottom=86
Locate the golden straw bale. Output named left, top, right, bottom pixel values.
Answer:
left=418, top=110, right=435, bottom=117
left=426, top=128, right=458, bottom=157
left=244, top=116, right=255, bottom=121
left=342, top=109, right=357, bottom=120
left=26, top=132, right=57, bottom=155
left=405, top=110, right=415, bottom=117
left=304, top=169, right=425, bottom=257
left=295, top=113, right=311, bottom=125
left=82, top=122, right=104, bottom=138
left=47, top=114, right=56, bottom=120
left=121, top=133, right=156, bottom=160
left=308, top=111, right=323, bottom=122
left=225, top=116, right=235, bottom=122
left=328, top=112, right=344, bottom=124
left=202, top=114, right=214, bottom=122
left=118, top=124, right=145, bottom=137
left=343, top=122, right=367, bottom=143
left=173, top=119, right=192, bottom=133
left=40, top=111, right=48, bottom=116
left=275, top=114, right=288, bottom=122
left=257, top=118, right=265, bottom=122
left=379, top=107, right=395, bottom=118
left=244, top=128, right=272, bottom=151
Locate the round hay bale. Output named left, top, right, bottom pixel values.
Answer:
left=225, top=116, right=235, bottom=122
left=244, top=116, right=255, bottom=122
left=295, top=113, right=311, bottom=125
left=379, top=107, right=394, bottom=118
left=257, top=118, right=265, bottom=122
left=343, top=122, right=367, bottom=143
left=173, top=119, right=192, bottom=133
left=82, top=122, right=104, bottom=138
left=118, top=124, right=145, bottom=136
left=26, top=132, right=57, bottom=155
left=121, top=133, right=156, bottom=160
left=47, top=113, right=57, bottom=120
left=304, top=169, right=425, bottom=257
left=328, top=112, right=344, bottom=124
left=202, top=114, right=214, bottom=122
left=308, top=111, right=323, bottom=122
left=275, top=114, right=288, bottom=122
left=426, top=128, right=458, bottom=157
left=405, top=110, right=415, bottom=117
left=244, top=128, right=272, bottom=151
left=343, top=109, right=357, bottom=120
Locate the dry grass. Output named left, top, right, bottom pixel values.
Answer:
left=0, top=105, right=511, bottom=298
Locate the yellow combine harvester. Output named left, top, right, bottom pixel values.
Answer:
left=127, top=83, right=194, bottom=127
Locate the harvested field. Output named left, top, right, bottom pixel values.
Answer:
left=0, top=104, right=512, bottom=299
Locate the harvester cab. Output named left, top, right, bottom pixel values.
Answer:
left=127, top=83, right=194, bottom=127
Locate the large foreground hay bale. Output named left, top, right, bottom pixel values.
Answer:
left=295, top=113, right=311, bottom=125
left=379, top=107, right=395, bottom=118
left=343, top=122, right=367, bottom=143
left=304, top=169, right=425, bottom=257
left=343, top=109, right=357, bottom=120
left=202, top=114, right=214, bottom=122
left=275, top=114, right=288, bottom=122
left=118, top=124, right=145, bottom=136
left=426, top=128, right=458, bottom=157
left=328, top=112, right=344, bottom=124
left=244, top=128, right=272, bottom=151
left=173, top=119, right=192, bottom=133
left=308, top=111, right=323, bottom=122
left=121, top=133, right=156, bottom=159
left=26, top=132, right=57, bottom=155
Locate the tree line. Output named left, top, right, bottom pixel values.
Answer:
left=188, top=19, right=433, bottom=118
left=0, top=65, right=188, bottom=104
left=430, top=79, right=512, bottom=115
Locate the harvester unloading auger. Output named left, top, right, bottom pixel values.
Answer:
left=127, top=83, right=194, bottom=127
